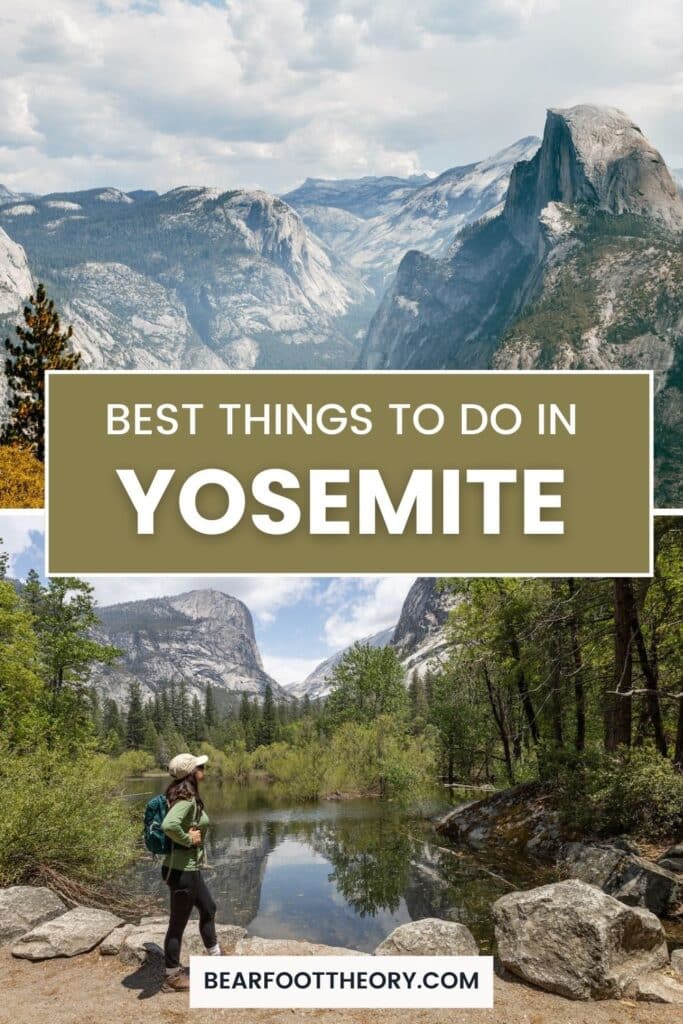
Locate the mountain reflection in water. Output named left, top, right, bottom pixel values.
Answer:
left=125, top=779, right=542, bottom=953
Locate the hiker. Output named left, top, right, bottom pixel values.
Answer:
left=160, top=752, right=222, bottom=992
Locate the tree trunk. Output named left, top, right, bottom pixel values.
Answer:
left=566, top=579, right=586, bottom=752
left=482, top=664, right=515, bottom=785
left=607, top=579, right=633, bottom=750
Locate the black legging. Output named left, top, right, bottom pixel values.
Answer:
left=161, top=866, right=218, bottom=969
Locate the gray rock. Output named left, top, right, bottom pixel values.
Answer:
left=611, top=856, right=679, bottom=917
left=120, top=922, right=247, bottom=965
left=672, top=948, right=683, bottom=978
left=235, top=937, right=365, bottom=956
left=560, top=844, right=679, bottom=917
left=99, top=924, right=133, bottom=956
left=493, top=879, right=668, bottom=1000
left=559, top=842, right=627, bottom=888
left=635, top=971, right=683, bottom=1005
left=658, top=843, right=683, bottom=874
left=12, top=906, right=123, bottom=960
left=373, top=919, right=478, bottom=957
left=0, top=886, right=67, bottom=946
left=658, top=857, right=683, bottom=873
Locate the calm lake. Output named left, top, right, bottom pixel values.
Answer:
left=125, top=778, right=545, bottom=953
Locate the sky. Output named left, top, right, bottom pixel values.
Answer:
left=0, top=0, right=680, bottom=197
left=0, top=511, right=415, bottom=686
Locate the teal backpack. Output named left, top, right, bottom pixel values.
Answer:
left=143, top=794, right=171, bottom=856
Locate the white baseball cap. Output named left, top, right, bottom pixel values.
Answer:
left=168, top=752, right=209, bottom=779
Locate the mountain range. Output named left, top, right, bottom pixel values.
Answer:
left=0, top=103, right=680, bottom=503
left=88, top=577, right=457, bottom=708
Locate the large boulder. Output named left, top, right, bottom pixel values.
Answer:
left=493, top=880, right=668, bottom=1000
left=559, top=843, right=679, bottom=917
left=0, top=886, right=66, bottom=945
left=234, top=937, right=366, bottom=956
left=120, top=921, right=246, bottom=965
left=373, top=919, right=478, bottom=956
left=12, top=906, right=123, bottom=960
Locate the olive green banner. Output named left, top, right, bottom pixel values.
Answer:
left=46, top=371, right=651, bottom=575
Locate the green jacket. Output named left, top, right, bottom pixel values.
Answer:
left=161, top=798, right=210, bottom=871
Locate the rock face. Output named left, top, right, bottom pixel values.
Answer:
left=373, top=919, right=478, bottom=957
left=560, top=843, right=679, bottom=917
left=0, top=186, right=371, bottom=373
left=0, top=886, right=66, bottom=945
left=90, top=589, right=284, bottom=705
left=391, top=577, right=458, bottom=675
left=12, top=906, right=123, bottom=960
left=493, top=880, right=669, bottom=1000
left=357, top=105, right=683, bottom=505
left=0, top=226, right=31, bottom=316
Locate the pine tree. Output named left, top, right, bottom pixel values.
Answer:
left=126, top=681, right=146, bottom=749
left=0, top=540, right=8, bottom=581
left=22, top=568, right=44, bottom=618
left=2, top=284, right=80, bottom=460
left=204, top=684, right=217, bottom=731
left=189, top=694, right=206, bottom=742
left=258, top=683, right=277, bottom=746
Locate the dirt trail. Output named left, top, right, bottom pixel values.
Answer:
left=0, top=950, right=676, bottom=1024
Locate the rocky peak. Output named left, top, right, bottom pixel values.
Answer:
left=391, top=578, right=457, bottom=662
left=167, top=588, right=256, bottom=636
left=90, top=589, right=282, bottom=704
left=505, top=104, right=683, bottom=247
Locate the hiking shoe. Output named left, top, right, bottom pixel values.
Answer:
left=162, top=972, right=190, bottom=993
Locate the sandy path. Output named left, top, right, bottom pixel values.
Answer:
left=0, top=950, right=676, bottom=1024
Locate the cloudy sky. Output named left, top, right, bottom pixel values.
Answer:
left=0, top=0, right=681, bottom=196
left=0, top=511, right=414, bottom=685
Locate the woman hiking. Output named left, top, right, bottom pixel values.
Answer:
left=160, top=752, right=222, bottom=993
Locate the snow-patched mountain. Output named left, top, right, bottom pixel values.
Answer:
left=90, top=589, right=283, bottom=706
left=0, top=185, right=33, bottom=207
left=289, top=578, right=458, bottom=700
left=284, top=140, right=539, bottom=290
left=358, top=105, right=683, bottom=505
left=0, top=186, right=372, bottom=372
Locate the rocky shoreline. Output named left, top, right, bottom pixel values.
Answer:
left=2, top=875, right=682, bottom=1007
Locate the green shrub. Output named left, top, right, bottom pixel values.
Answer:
left=112, top=749, right=156, bottom=778
left=0, top=745, right=138, bottom=886
left=199, top=741, right=253, bottom=784
left=554, top=743, right=683, bottom=838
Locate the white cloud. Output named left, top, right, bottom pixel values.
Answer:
left=0, top=510, right=44, bottom=573
left=261, top=652, right=322, bottom=687
left=0, top=0, right=680, bottom=193
left=321, top=576, right=414, bottom=649
left=85, top=574, right=314, bottom=625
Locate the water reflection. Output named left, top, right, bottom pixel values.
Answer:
left=125, top=779, right=540, bottom=953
